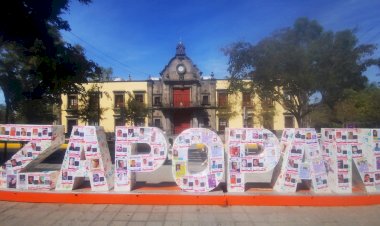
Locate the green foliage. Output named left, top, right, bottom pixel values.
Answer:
left=310, top=85, right=380, bottom=128
left=77, top=84, right=110, bottom=125
left=0, top=104, right=5, bottom=123
left=335, top=86, right=380, bottom=127
left=224, top=17, right=379, bottom=127
left=0, top=0, right=102, bottom=123
left=216, top=93, right=239, bottom=120
left=15, top=99, right=56, bottom=124
left=119, top=93, right=148, bottom=126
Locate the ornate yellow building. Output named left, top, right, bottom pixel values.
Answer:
left=61, top=43, right=296, bottom=137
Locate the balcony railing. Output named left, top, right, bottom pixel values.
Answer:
left=158, top=102, right=216, bottom=109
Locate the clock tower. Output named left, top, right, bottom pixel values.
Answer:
left=148, top=43, right=217, bottom=136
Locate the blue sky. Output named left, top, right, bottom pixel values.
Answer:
left=1, top=0, right=380, bottom=104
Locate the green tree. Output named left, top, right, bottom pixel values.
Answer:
left=77, top=84, right=110, bottom=125
left=119, top=93, right=148, bottom=126
left=334, top=85, right=380, bottom=127
left=0, top=104, right=5, bottom=123
left=0, top=1, right=101, bottom=123
left=224, top=17, right=379, bottom=127
left=15, top=100, right=56, bottom=124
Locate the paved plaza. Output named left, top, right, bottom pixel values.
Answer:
left=0, top=201, right=379, bottom=226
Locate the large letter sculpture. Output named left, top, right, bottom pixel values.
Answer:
left=0, top=124, right=64, bottom=190
left=226, top=128, right=281, bottom=192
left=55, top=126, right=114, bottom=191
left=274, top=128, right=330, bottom=193
left=114, top=127, right=168, bottom=191
left=321, top=128, right=380, bottom=193
left=172, top=128, right=224, bottom=192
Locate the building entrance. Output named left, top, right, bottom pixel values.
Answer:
left=173, top=110, right=191, bottom=134
left=173, top=88, right=190, bottom=107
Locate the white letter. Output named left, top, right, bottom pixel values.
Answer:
left=172, top=128, right=224, bottom=192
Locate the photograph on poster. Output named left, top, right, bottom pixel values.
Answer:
left=229, top=146, right=240, bottom=157
left=175, top=163, right=186, bottom=178
left=116, top=159, right=127, bottom=170
left=116, top=172, right=128, bottom=185
left=92, top=171, right=106, bottom=186
left=287, top=158, right=299, bottom=170
left=231, top=161, right=240, bottom=172
left=375, top=172, right=380, bottom=183
left=337, top=173, right=349, bottom=185
left=299, top=164, right=311, bottom=179
left=91, top=158, right=100, bottom=170
left=352, top=145, right=363, bottom=157
left=315, top=175, right=328, bottom=187
left=284, top=172, right=297, bottom=187
left=7, top=175, right=17, bottom=188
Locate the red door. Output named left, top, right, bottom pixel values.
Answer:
left=173, top=88, right=190, bottom=107
left=173, top=111, right=191, bottom=134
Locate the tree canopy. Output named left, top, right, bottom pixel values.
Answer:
left=224, top=17, right=379, bottom=127
left=0, top=0, right=101, bottom=123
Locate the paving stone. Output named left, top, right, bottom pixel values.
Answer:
left=81, top=211, right=101, bottom=221
left=235, top=222, right=255, bottom=226
left=182, top=212, right=199, bottom=221
left=104, top=204, right=124, bottom=212
left=54, top=219, right=92, bottom=226
left=181, top=222, right=200, bottom=226
left=90, top=220, right=111, bottom=226
left=182, top=205, right=200, bottom=213
left=114, top=212, right=134, bottom=221
left=127, top=222, right=146, bottom=226
left=109, top=221, right=128, bottom=226
left=135, top=205, right=153, bottom=213
left=231, top=212, right=250, bottom=222
left=120, top=205, right=139, bottom=213
left=96, top=210, right=118, bottom=221
left=167, top=205, right=183, bottom=213
left=146, top=221, right=164, bottom=226
left=164, top=221, right=181, bottom=226
left=90, top=204, right=107, bottom=212
left=213, top=213, right=234, bottom=222
left=152, top=205, right=168, bottom=213
left=149, top=213, right=166, bottom=221
left=166, top=212, right=181, bottom=221
left=198, top=213, right=215, bottom=222
left=131, top=212, right=150, bottom=221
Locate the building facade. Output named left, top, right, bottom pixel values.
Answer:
left=61, top=43, right=296, bottom=137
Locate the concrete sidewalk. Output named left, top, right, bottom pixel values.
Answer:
left=0, top=201, right=379, bottom=226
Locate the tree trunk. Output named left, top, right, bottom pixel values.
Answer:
left=294, top=115, right=305, bottom=128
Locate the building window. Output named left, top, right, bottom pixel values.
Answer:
left=242, top=93, right=252, bottom=107
left=202, top=95, right=209, bottom=105
left=67, top=119, right=77, bottom=135
left=115, top=118, right=125, bottom=127
left=135, top=94, right=144, bottom=103
left=245, top=116, right=254, bottom=128
left=218, top=92, right=228, bottom=107
left=67, top=95, right=78, bottom=110
left=154, top=118, right=161, bottom=128
left=284, top=115, right=294, bottom=128
left=154, top=96, right=161, bottom=106
left=263, top=116, right=274, bottom=130
left=88, top=120, right=99, bottom=126
left=203, top=117, right=210, bottom=127
left=134, top=118, right=145, bottom=126
left=218, top=118, right=228, bottom=132
left=89, top=92, right=100, bottom=109
left=263, top=97, right=274, bottom=107
left=114, top=94, right=124, bottom=108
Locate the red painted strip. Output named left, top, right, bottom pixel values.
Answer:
left=1, top=190, right=380, bottom=206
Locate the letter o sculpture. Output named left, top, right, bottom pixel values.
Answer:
left=172, top=128, right=224, bottom=192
